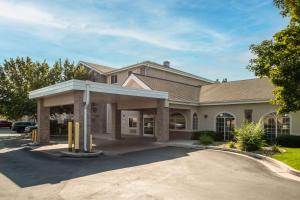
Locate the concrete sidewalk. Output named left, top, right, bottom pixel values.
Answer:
left=29, top=136, right=166, bottom=156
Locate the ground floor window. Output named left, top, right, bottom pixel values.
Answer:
left=216, top=113, right=235, bottom=141
left=263, top=112, right=290, bottom=141
left=50, top=105, right=73, bottom=137
left=128, top=117, right=138, bottom=128
left=192, top=113, right=198, bottom=130
left=169, top=113, right=186, bottom=130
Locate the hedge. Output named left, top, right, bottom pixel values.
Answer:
left=193, top=131, right=224, bottom=141
left=276, top=135, right=300, bottom=148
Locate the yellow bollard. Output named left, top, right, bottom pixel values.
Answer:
left=74, top=122, right=80, bottom=153
left=68, top=121, right=73, bottom=152
left=31, top=130, right=35, bottom=143
left=89, top=134, right=93, bottom=152
left=34, top=129, right=38, bottom=143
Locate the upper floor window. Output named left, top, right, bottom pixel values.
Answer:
left=140, top=67, right=146, bottom=75
left=111, top=75, right=117, bottom=84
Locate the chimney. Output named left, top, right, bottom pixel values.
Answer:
left=163, top=61, right=170, bottom=68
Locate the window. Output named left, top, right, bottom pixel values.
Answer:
left=192, top=113, right=198, bottom=130
left=129, top=117, right=137, bottom=128
left=216, top=113, right=235, bottom=141
left=140, top=67, right=146, bottom=75
left=169, top=113, right=186, bottom=130
left=263, top=112, right=290, bottom=141
left=244, top=109, right=253, bottom=122
left=111, top=75, right=117, bottom=84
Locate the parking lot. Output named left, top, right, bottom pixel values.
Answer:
left=1, top=137, right=300, bottom=200
left=0, top=128, right=22, bottom=137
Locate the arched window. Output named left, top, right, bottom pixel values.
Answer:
left=169, top=113, right=186, bottom=130
left=216, top=113, right=235, bottom=141
left=192, top=113, right=198, bottom=130
left=263, top=112, right=290, bottom=141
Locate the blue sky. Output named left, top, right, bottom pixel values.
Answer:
left=0, top=0, right=287, bottom=81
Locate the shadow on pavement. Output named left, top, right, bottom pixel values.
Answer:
left=0, top=145, right=198, bottom=188
left=0, top=138, right=30, bottom=149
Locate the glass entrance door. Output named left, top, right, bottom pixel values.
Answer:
left=143, top=115, right=155, bottom=136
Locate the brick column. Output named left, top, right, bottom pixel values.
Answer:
left=111, top=103, right=121, bottom=140
left=139, top=111, right=144, bottom=136
left=37, top=98, right=50, bottom=144
left=156, top=100, right=169, bottom=142
left=74, top=91, right=89, bottom=151
left=91, top=103, right=106, bottom=135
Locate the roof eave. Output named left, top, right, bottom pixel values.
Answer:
left=199, top=99, right=271, bottom=106
left=78, top=61, right=104, bottom=74
left=104, top=61, right=215, bottom=84
left=29, top=80, right=168, bottom=100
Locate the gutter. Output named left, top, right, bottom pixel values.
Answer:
left=83, top=82, right=90, bottom=152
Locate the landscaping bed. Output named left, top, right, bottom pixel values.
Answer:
left=196, top=124, right=300, bottom=172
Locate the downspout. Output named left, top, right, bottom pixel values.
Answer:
left=84, top=82, right=90, bottom=152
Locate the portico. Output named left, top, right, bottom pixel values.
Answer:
left=29, top=80, right=169, bottom=152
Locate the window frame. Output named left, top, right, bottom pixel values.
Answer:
left=128, top=117, right=138, bottom=128
left=111, top=75, right=118, bottom=84
left=215, top=112, right=235, bottom=141
left=192, top=113, right=198, bottom=130
left=263, top=112, right=290, bottom=141
left=169, top=113, right=186, bottom=130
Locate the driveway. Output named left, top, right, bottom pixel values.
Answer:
left=0, top=127, right=21, bottom=138
left=0, top=139, right=300, bottom=200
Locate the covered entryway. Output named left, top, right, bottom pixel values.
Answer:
left=29, top=80, right=169, bottom=152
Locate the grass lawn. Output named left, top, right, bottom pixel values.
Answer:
left=272, top=148, right=300, bottom=171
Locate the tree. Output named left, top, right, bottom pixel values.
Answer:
left=62, top=59, right=90, bottom=81
left=247, top=0, right=300, bottom=113
left=0, top=57, right=89, bottom=120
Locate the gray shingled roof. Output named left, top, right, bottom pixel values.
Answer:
left=199, top=78, right=274, bottom=104
left=80, top=61, right=116, bottom=73
left=134, top=74, right=201, bottom=103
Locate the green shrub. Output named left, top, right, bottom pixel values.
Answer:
left=276, top=135, right=300, bottom=148
left=271, top=144, right=281, bottom=153
left=227, top=140, right=235, bottom=148
left=199, top=134, right=214, bottom=145
left=234, top=122, right=265, bottom=151
left=193, top=131, right=223, bottom=141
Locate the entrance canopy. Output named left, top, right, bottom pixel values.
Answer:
left=29, top=80, right=168, bottom=105
left=29, top=80, right=170, bottom=152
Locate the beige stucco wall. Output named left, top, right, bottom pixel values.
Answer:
left=43, top=92, right=75, bottom=107
left=107, top=65, right=211, bottom=87
left=290, top=111, right=300, bottom=135
left=121, top=110, right=140, bottom=135
left=198, top=103, right=300, bottom=135
left=108, top=67, right=141, bottom=85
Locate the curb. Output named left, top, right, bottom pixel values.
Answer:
left=60, top=150, right=103, bottom=158
left=204, top=146, right=300, bottom=177
left=167, top=143, right=300, bottom=178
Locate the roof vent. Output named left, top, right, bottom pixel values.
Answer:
left=163, top=61, right=170, bottom=68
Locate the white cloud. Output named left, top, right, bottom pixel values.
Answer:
left=0, top=1, right=231, bottom=52
left=0, top=1, right=66, bottom=28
